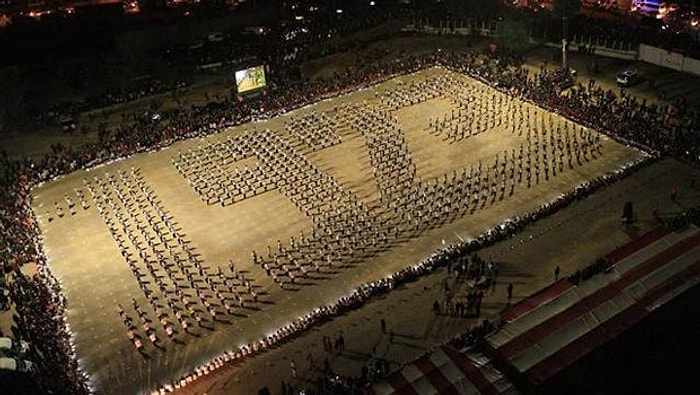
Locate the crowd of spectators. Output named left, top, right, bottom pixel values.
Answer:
left=567, top=258, right=610, bottom=286
left=18, top=78, right=189, bottom=134
left=667, top=205, right=700, bottom=231
left=6, top=267, right=89, bottom=393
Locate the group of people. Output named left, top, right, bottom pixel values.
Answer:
left=153, top=150, right=652, bottom=393
left=173, top=105, right=351, bottom=209
left=249, top=129, right=381, bottom=287
left=37, top=61, right=645, bottom=391
left=80, top=168, right=264, bottom=353
left=434, top=289, right=486, bottom=318
left=379, top=74, right=446, bottom=110
left=285, top=109, right=344, bottom=151
left=427, top=76, right=515, bottom=142
left=2, top=36, right=699, bottom=394
left=176, top=74, right=608, bottom=294
left=16, top=78, right=186, bottom=136
left=174, top=133, right=280, bottom=206
left=5, top=265, right=90, bottom=393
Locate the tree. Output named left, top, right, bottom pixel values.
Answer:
left=552, top=0, right=582, bottom=18
left=445, top=0, right=503, bottom=17
left=0, top=66, right=24, bottom=133
left=497, top=17, right=531, bottom=54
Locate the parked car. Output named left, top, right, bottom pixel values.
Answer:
left=616, top=68, right=640, bottom=86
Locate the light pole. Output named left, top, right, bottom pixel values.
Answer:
left=562, top=14, right=568, bottom=70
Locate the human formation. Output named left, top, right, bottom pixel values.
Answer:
left=3, top=46, right=697, bottom=395
left=284, top=110, right=344, bottom=151
left=428, top=78, right=516, bottom=142
left=78, top=168, right=266, bottom=354
left=173, top=135, right=278, bottom=206
left=378, top=74, right=446, bottom=110
left=164, top=73, right=606, bottom=295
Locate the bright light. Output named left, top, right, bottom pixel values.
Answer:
left=295, top=15, right=303, bottom=20
left=370, top=1, right=375, bottom=5
left=336, top=9, right=343, bottom=14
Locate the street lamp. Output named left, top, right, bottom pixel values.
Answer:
left=562, top=14, right=568, bottom=70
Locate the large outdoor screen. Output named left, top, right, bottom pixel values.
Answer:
left=235, top=65, right=267, bottom=93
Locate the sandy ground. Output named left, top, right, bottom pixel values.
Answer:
left=28, top=67, right=668, bottom=395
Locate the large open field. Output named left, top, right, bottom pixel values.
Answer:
left=32, top=67, right=647, bottom=394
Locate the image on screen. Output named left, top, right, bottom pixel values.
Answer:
left=235, top=66, right=267, bottom=93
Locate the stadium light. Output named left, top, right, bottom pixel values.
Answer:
left=336, top=8, right=343, bottom=13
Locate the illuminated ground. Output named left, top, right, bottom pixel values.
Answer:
left=32, top=67, right=649, bottom=394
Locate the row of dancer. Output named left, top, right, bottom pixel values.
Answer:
left=428, top=81, right=514, bottom=142
left=85, top=167, right=264, bottom=353
left=285, top=109, right=342, bottom=151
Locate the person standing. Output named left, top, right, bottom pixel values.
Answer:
left=381, top=319, right=386, bottom=334
left=433, top=299, right=441, bottom=315
left=507, top=283, right=514, bottom=301
left=555, top=265, right=560, bottom=281
left=290, top=359, right=297, bottom=379
left=307, top=352, right=314, bottom=370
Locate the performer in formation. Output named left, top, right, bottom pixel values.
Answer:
left=79, top=168, right=263, bottom=353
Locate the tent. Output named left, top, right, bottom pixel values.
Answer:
left=485, top=226, right=700, bottom=384
left=369, top=345, right=519, bottom=395
left=0, top=357, right=17, bottom=371
left=0, top=337, right=12, bottom=352
left=0, top=357, right=34, bottom=373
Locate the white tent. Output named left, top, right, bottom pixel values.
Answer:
left=369, top=345, right=519, bottom=395
left=0, top=357, right=34, bottom=373
left=0, top=357, right=17, bottom=371
left=486, top=226, right=700, bottom=384
left=0, top=337, right=12, bottom=351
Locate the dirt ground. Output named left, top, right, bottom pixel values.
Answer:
left=26, top=67, right=664, bottom=394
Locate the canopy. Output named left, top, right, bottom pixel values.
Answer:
left=486, top=226, right=700, bottom=384
left=369, top=345, right=519, bottom=395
